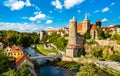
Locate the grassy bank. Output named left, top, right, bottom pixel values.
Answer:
left=36, top=45, right=58, bottom=55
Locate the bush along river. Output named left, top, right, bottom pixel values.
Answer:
left=24, top=47, right=112, bottom=76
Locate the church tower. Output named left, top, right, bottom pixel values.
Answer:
left=81, top=13, right=90, bottom=35
left=66, top=17, right=83, bottom=57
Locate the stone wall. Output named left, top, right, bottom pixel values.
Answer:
left=95, top=40, right=116, bottom=46
left=86, top=40, right=120, bottom=52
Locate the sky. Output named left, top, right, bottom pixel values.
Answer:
left=0, top=0, right=120, bottom=33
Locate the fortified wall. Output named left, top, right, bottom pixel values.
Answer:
left=85, top=40, right=120, bottom=53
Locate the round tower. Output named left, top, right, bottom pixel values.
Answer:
left=68, top=16, right=77, bottom=44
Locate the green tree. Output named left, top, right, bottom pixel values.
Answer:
left=97, top=28, right=105, bottom=39
left=104, top=32, right=111, bottom=39
left=2, top=68, right=18, bottom=76
left=19, top=64, right=31, bottom=76
left=84, top=29, right=90, bottom=39
left=76, top=64, right=101, bottom=76
left=41, top=35, right=49, bottom=43
left=102, top=46, right=109, bottom=59
left=34, top=36, right=39, bottom=44
left=0, top=51, right=12, bottom=74
left=54, top=37, right=68, bottom=50
left=90, top=46, right=102, bottom=58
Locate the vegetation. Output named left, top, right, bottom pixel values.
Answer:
left=90, top=46, right=102, bottom=58
left=84, top=29, right=90, bottom=39
left=0, top=50, right=15, bottom=74
left=41, top=32, right=68, bottom=50
left=0, top=30, right=39, bottom=47
left=77, top=48, right=85, bottom=57
left=2, top=68, right=18, bottom=76
left=97, top=28, right=105, bottom=39
left=37, top=44, right=58, bottom=55
left=76, top=63, right=102, bottom=76
left=19, top=64, right=32, bottom=76
left=56, top=61, right=81, bottom=69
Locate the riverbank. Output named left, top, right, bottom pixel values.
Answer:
left=95, top=61, right=120, bottom=76
left=36, top=44, right=58, bottom=55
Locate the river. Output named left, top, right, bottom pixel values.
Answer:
left=24, top=47, right=112, bottom=76
left=24, top=47, right=73, bottom=76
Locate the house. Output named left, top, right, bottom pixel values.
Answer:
left=0, top=42, right=4, bottom=50
left=16, top=54, right=37, bottom=76
left=3, top=46, right=11, bottom=55
left=10, top=45, right=24, bottom=59
left=103, top=25, right=120, bottom=34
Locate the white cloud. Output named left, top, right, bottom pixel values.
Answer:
left=102, top=7, right=110, bottom=12
left=0, top=22, right=41, bottom=33
left=29, top=17, right=36, bottom=21
left=4, top=0, right=32, bottom=11
left=94, top=10, right=99, bottom=13
left=22, top=17, right=28, bottom=19
left=111, top=2, right=115, bottom=6
left=25, top=0, right=31, bottom=6
left=46, top=20, right=53, bottom=24
left=64, top=0, right=84, bottom=9
left=29, top=12, right=46, bottom=21
left=51, top=0, right=63, bottom=9
left=77, top=10, right=81, bottom=13
left=101, top=18, right=108, bottom=22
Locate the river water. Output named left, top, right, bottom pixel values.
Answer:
left=24, top=47, right=111, bottom=76
left=24, top=47, right=73, bottom=76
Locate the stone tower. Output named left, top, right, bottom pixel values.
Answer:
left=66, top=17, right=83, bottom=57
left=40, top=30, right=45, bottom=41
left=96, top=20, right=101, bottom=28
left=68, top=16, right=77, bottom=44
left=81, top=13, right=90, bottom=35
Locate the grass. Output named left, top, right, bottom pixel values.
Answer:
left=36, top=44, right=58, bottom=55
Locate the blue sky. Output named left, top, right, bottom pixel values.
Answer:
left=0, top=0, right=120, bottom=33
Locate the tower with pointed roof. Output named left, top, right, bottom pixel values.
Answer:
left=66, top=17, right=83, bottom=57
left=81, top=13, right=90, bottom=35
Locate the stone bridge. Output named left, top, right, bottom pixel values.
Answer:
left=30, top=55, right=61, bottom=61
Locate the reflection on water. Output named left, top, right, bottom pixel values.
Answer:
left=40, top=66, right=70, bottom=76
left=24, top=47, right=47, bottom=64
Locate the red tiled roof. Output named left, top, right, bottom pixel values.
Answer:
left=47, top=30, right=58, bottom=32
left=91, top=24, right=97, bottom=30
left=16, top=54, right=25, bottom=67
left=11, top=45, right=24, bottom=53
left=4, top=37, right=8, bottom=42
left=77, top=23, right=82, bottom=30
left=16, top=54, right=33, bottom=67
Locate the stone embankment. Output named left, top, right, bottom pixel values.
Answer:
left=94, top=61, right=120, bottom=73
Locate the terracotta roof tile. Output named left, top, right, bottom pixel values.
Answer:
left=91, top=24, right=97, bottom=30
left=16, top=54, right=33, bottom=67
left=16, top=54, right=25, bottom=67
left=77, top=23, right=82, bottom=30
left=47, top=30, right=58, bottom=32
left=11, top=45, right=24, bottom=53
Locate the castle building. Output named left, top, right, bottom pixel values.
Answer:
left=102, top=25, right=120, bottom=34
left=66, top=17, right=83, bottom=57
left=77, top=14, right=101, bottom=39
